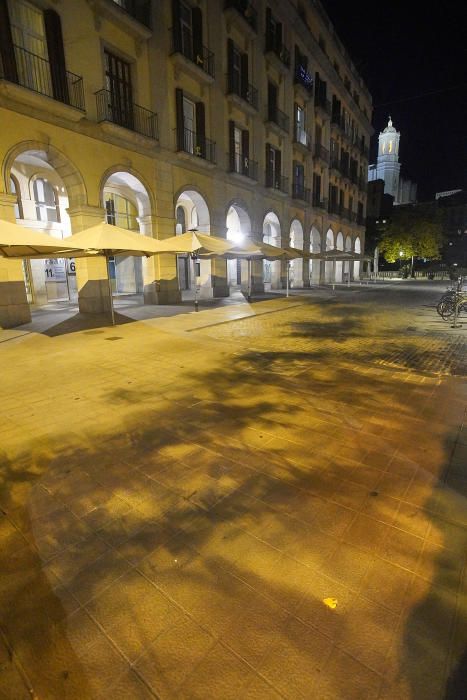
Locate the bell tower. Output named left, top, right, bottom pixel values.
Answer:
left=376, top=116, right=401, bottom=201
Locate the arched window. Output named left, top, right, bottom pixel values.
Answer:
left=105, top=193, right=138, bottom=230
left=33, top=178, right=60, bottom=223
left=10, top=175, right=23, bottom=219
left=176, top=206, right=186, bottom=234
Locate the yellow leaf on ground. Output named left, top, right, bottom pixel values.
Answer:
left=323, top=597, right=338, bottom=609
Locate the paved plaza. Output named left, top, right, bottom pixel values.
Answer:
left=0, top=281, right=466, bottom=700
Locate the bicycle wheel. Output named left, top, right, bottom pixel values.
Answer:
left=440, top=299, right=456, bottom=320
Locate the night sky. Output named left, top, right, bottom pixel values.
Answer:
left=322, top=0, right=467, bottom=201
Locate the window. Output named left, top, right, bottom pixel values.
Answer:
left=104, top=50, right=133, bottom=129
left=10, top=175, right=23, bottom=219
left=33, top=178, right=60, bottom=223
left=180, top=0, right=194, bottom=57
left=294, top=103, right=307, bottom=145
left=228, top=121, right=251, bottom=177
left=266, top=143, right=282, bottom=189
left=312, top=173, right=321, bottom=205
left=227, top=39, right=250, bottom=102
left=175, top=88, right=208, bottom=159
left=9, top=0, right=49, bottom=93
left=293, top=161, right=305, bottom=197
left=105, top=193, right=138, bottom=230
left=176, top=206, right=186, bottom=234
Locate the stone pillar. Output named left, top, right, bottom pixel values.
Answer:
left=251, top=258, right=265, bottom=294
left=0, top=193, right=31, bottom=328
left=208, top=219, right=229, bottom=298
left=150, top=161, right=181, bottom=304
left=67, top=205, right=111, bottom=314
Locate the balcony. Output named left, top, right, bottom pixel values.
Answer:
left=292, top=184, right=310, bottom=202
left=267, top=105, right=289, bottom=134
left=265, top=35, right=290, bottom=73
left=95, top=89, right=158, bottom=139
left=315, top=95, right=331, bottom=118
left=224, top=0, right=257, bottom=34
left=110, top=0, right=151, bottom=27
left=228, top=152, right=258, bottom=181
left=331, top=113, right=343, bottom=131
left=294, top=65, right=313, bottom=97
left=312, top=195, right=327, bottom=210
left=350, top=211, right=357, bottom=223
left=227, top=77, right=258, bottom=112
left=170, top=34, right=215, bottom=82
left=339, top=161, right=350, bottom=180
left=330, top=155, right=340, bottom=172
left=265, top=172, right=289, bottom=195
left=177, top=127, right=216, bottom=164
left=350, top=171, right=359, bottom=186
left=293, top=124, right=312, bottom=152
left=314, top=143, right=329, bottom=164
left=328, top=200, right=340, bottom=216
left=0, top=45, right=85, bottom=115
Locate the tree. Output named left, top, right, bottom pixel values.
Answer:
left=379, top=204, right=444, bottom=271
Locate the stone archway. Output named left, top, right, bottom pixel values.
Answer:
left=174, top=189, right=212, bottom=299
left=101, top=170, right=153, bottom=296
left=310, top=225, right=321, bottom=284
left=5, top=146, right=85, bottom=306
left=226, top=203, right=251, bottom=288
left=289, top=219, right=304, bottom=288
left=325, top=228, right=335, bottom=283
left=335, top=231, right=344, bottom=283
left=354, top=236, right=361, bottom=279
left=263, top=211, right=281, bottom=289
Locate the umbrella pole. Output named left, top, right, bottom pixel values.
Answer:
left=106, top=254, right=116, bottom=326
left=247, top=258, right=252, bottom=302
left=286, top=261, right=289, bottom=297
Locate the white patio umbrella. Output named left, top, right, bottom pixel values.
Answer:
left=226, top=240, right=300, bottom=299
left=63, top=223, right=165, bottom=325
left=154, top=231, right=235, bottom=310
left=0, top=218, right=86, bottom=257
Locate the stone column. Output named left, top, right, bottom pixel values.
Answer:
left=208, top=218, right=229, bottom=299
left=0, top=193, right=31, bottom=328
left=67, top=205, right=111, bottom=314
left=150, top=161, right=181, bottom=304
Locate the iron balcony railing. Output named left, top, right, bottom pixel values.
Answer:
left=294, top=123, right=312, bottom=150
left=268, top=105, right=289, bottom=133
left=331, top=112, right=342, bottom=130
left=350, top=171, right=359, bottom=185
left=95, top=89, right=158, bottom=139
left=265, top=35, right=290, bottom=68
left=340, top=161, right=350, bottom=178
left=350, top=211, right=357, bottom=223
left=171, top=33, right=215, bottom=78
left=314, top=143, right=329, bottom=163
left=312, top=195, right=327, bottom=209
left=330, top=155, right=340, bottom=171
left=292, top=184, right=311, bottom=202
left=294, top=65, right=313, bottom=94
left=224, top=0, right=257, bottom=32
left=179, top=127, right=216, bottom=163
left=2, top=44, right=85, bottom=111
left=228, top=151, right=258, bottom=180
left=315, top=95, right=331, bottom=115
left=111, top=0, right=151, bottom=27
left=265, top=171, right=289, bottom=194
left=328, top=200, right=340, bottom=216
left=228, top=77, right=258, bottom=110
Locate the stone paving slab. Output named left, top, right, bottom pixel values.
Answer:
left=0, top=283, right=466, bottom=699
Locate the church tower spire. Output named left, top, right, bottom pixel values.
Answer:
left=375, top=116, right=401, bottom=200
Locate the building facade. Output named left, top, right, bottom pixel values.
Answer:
left=368, top=117, right=417, bottom=206
left=0, top=0, right=372, bottom=327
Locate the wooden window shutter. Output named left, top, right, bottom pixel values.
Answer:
left=175, top=88, right=184, bottom=151
left=195, top=101, right=206, bottom=158
left=265, top=143, right=272, bottom=185
left=192, top=7, right=203, bottom=68
left=240, top=52, right=248, bottom=100
left=44, top=9, right=69, bottom=104
left=0, top=0, right=18, bottom=82
left=172, top=0, right=182, bottom=52
left=227, top=38, right=234, bottom=93
left=276, top=149, right=281, bottom=188
left=242, top=129, right=249, bottom=175
left=228, top=120, right=235, bottom=170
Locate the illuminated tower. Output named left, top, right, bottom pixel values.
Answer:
left=374, top=116, right=401, bottom=200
